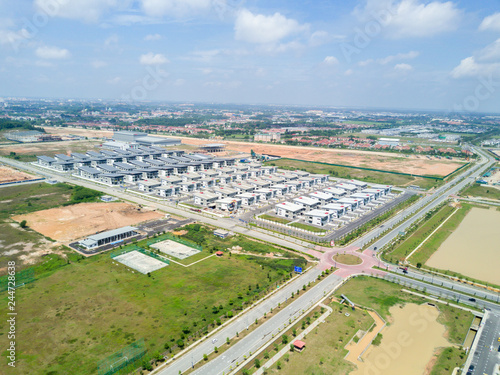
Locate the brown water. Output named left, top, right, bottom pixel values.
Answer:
left=426, top=208, right=500, bottom=285
left=351, top=304, right=449, bottom=375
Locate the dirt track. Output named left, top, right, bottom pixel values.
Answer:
left=0, top=166, right=36, bottom=183
left=12, top=202, right=163, bottom=242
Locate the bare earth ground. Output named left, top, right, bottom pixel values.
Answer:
left=0, top=166, right=36, bottom=183
left=43, top=127, right=113, bottom=138
left=350, top=304, right=449, bottom=375
left=176, top=137, right=463, bottom=176
left=426, top=207, right=500, bottom=285
left=12, top=202, right=163, bottom=242
left=345, top=310, right=385, bottom=364
left=0, top=139, right=102, bottom=157
left=35, top=127, right=463, bottom=176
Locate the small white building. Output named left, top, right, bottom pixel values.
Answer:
left=362, top=188, right=383, bottom=199
left=213, top=186, right=238, bottom=199
left=309, top=191, right=334, bottom=205
left=350, top=193, right=371, bottom=205
left=275, top=202, right=306, bottom=219
left=194, top=192, right=218, bottom=207
left=161, top=176, right=183, bottom=186
left=216, top=198, right=242, bottom=211
left=323, top=187, right=347, bottom=198
left=305, top=210, right=333, bottom=226
left=348, top=179, right=368, bottom=189
left=233, top=183, right=254, bottom=194
left=336, top=183, right=358, bottom=194
left=155, top=185, right=180, bottom=197
left=323, top=203, right=347, bottom=217
left=254, top=188, right=275, bottom=201
left=270, top=184, right=289, bottom=196
left=293, top=196, right=321, bottom=210
left=236, top=193, right=259, bottom=206
left=338, top=197, right=362, bottom=210
left=138, top=180, right=161, bottom=192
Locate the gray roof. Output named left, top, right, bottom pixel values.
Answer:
left=97, top=164, right=120, bottom=173
left=79, top=166, right=102, bottom=174
left=136, top=136, right=180, bottom=145
left=37, top=155, right=56, bottom=162
left=113, top=162, right=136, bottom=170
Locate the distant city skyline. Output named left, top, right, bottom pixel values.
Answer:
left=1, top=0, right=500, bottom=112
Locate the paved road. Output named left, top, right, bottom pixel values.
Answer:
left=2, top=146, right=499, bottom=374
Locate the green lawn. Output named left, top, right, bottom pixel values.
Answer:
left=289, top=222, right=327, bottom=233
left=384, top=204, right=471, bottom=265
left=259, top=214, right=291, bottom=224
left=0, top=239, right=301, bottom=374
left=263, top=301, right=373, bottom=375
left=265, top=159, right=443, bottom=189
left=461, top=183, right=500, bottom=200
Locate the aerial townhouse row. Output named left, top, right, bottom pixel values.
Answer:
left=188, top=170, right=330, bottom=211
left=274, top=178, right=392, bottom=227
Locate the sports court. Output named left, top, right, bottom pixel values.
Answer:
left=150, top=239, right=201, bottom=259
left=114, top=250, right=168, bottom=274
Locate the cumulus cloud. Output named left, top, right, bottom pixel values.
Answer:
left=451, top=39, right=500, bottom=78
left=394, top=63, right=413, bottom=71
left=36, top=45, right=71, bottom=59
left=34, top=0, right=122, bottom=23
left=355, top=0, right=461, bottom=38
left=91, top=60, right=107, bottom=68
left=358, top=51, right=419, bottom=66
left=323, top=56, right=339, bottom=65
left=144, top=33, right=162, bottom=41
left=141, top=0, right=212, bottom=17
left=139, top=52, right=169, bottom=65
left=234, top=9, right=308, bottom=44
left=479, top=12, right=500, bottom=32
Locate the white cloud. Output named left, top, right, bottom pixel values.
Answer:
left=91, top=60, right=107, bottom=68
left=478, top=38, right=500, bottom=62
left=141, top=0, right=211, bottom=17
left=139, top=52, right=169, bottom=65
left=234, top=9, right=308, bottom=44
left=451, top=56, right=500, bottom=78
left=479, top=12, right=500, bottom=32
left=355, top=0, right=461, bottom=38
left=344, top=69, right=354, bottom=76
left=378, top=51, right=419, bottom=64
left=358, top=51, right=419, bottom=66
left=323, top=56, right=339, bottom=65
left=34, top=0, right=122, bottom=23
left=107, top=77, right=122, bottom=84
left=0, top=29, right=29, bottom=46
left=145, top=33, right=162, bottom=41
left=36, top=45, right=71, bottom=59
left=104, top=34, right=119, bottom=47
left=394, top=63, right=413, bottom=71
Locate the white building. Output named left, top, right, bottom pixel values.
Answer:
left=293, top=196, right=321, bottom=210
left=275, top=202, right=305, bottom=219
left=194, top=192, right=218, bottom=207
left=305, top=210, right=333, bottom=226
left=216, top=198, right=242, bottom=211
left=309, top=191, right=334, bottom=205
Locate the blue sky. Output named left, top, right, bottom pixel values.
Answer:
left=1, top=0, right=500, bottom=112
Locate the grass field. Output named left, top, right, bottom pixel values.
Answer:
left=461, top=183, right=500, bottom=200
left=383, top=204, right=470, bottom=265
left=259, top=214, right=291, bottom=224
left=263, top=301, right=373, bottom=375
left=289, top=222, right=327, bottom=233
left=0, top=232, right=305, bottom=374
left=0, top=140, right=102, bottom=162
left=265, top=159, right=441, bottom=189
left=332, top=254, right=362, bottom=265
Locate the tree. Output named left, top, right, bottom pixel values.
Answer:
left=20, top=220, right=27, bottom=228
left=254, top=358, right=261, bottom=368
left=203, top=354, right=208, bottom=361
left=416, top=262, right=422, bottom=269
left=281, top=334, right=289, bottom=345
left=214, top=346, right=218, bottom=353
left=277, top=361, right=282, bottom=370
left=264, top=351, right=270, bottom=359
left=290, top=343, right=295, bottom=352
left=176, top=339, right=185, bottom=348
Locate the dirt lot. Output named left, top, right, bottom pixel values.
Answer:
left=43, top=127, right=113, bottom=139
left=0, top=139, right=102, bottom=157
left=12, top=202, right=163, bottom=242
left=426, top=207, right=500, bottom=285
left=0, top=166, right=36, bottom=183
left=351, top=304, right=449, bottom=375
left=176, top=137, right=464, bottom=177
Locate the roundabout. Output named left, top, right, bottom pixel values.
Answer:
left=332, top=253, right=363, bottom=266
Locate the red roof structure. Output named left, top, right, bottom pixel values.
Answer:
left=216, top=251, right=224, bottom=256
left=293, top=340, right=306, bottom=350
